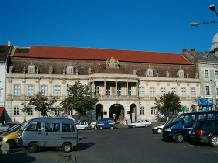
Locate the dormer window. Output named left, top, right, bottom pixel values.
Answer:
left=28, top=65, right=35, bottom=73
left=147, top=69, right=153, bottom=77
left=67, top=66, right=74, bottom=74
left=178, top=70, right=184, bottom=78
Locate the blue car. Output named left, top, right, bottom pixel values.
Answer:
left=95, top=118, right=115, bottom=129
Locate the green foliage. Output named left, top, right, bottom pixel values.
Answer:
left=154, top=92, right=182, bottom=115
left=22, top=93, right=57, bottom=117
left=60, top=81, right=99, bottom=118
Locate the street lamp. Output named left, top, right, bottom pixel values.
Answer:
left=209, top=4, right=218, bottom=16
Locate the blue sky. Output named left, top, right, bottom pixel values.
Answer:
left=1, top=0, right=218, bottom=54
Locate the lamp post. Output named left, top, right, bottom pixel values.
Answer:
left=209, top=4, right=218, bottom=17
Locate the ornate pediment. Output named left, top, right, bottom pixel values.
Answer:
left=106, top=57, right=120, bottom=69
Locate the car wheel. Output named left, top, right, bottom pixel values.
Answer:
left=6, top=140, right=15, bottom=148
left=175, top=133, right=184, bottom=143
left=62, top=143, right=72, bottom=153
left=210, top=135, right=218, bottom=147
left=85, top=127, right=88, bottom=130
left=157, top=128, right=162, bottom=134
left=133, top=125, right=136, bottom=128
left=27, top=143, right=38, bottom=153
left=95, top=126, right=97, bottom=129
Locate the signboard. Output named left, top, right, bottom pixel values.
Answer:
left=198, top=98, right=214, bottom=106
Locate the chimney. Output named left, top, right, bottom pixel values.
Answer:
left=7, top=40, right=11, bottom=46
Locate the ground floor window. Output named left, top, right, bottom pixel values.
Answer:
left=151, top=107, right=156, bottom=115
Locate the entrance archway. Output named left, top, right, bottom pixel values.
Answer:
left=96, top=104, right=103, bottom=120
left=130, top=104, right=137, bottom=122
left=109, top=104, right=124, bottom=123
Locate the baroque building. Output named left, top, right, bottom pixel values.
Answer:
left=5, top=46, right=200, bottom=123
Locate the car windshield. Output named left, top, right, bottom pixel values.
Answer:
left=171, top=115, right=184, bottom=123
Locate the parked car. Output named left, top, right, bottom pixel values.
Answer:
left=0, top=125, right=9, bottom=135
left=96, top=118, right=115, bottom=129
left=128, top=120, right=151, bottom=128
left=152, top=123, right=166, bottom=134
left=0, top=124, right=21, bottom=147
left=190, top=119, right=218, bottom=147
left=90, top=121, right=96, bottom=129
left=76, top=121, right=89, bottom=130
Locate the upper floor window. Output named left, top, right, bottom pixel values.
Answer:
left=171, top=87, right=176, bottom=94
left=205, top=70, right=209, bottom=79
left=54, top=109, right=60, bottom=116
left=139, top=87, right=145, bottom=97
left=94, top=85, right=100, bottom=95
left=27, top=85, right=34, bottom=96
left=161, top=87, right=166, bottom=96
left=40, top=85, right=47, bottom=96
left=215, top=70, right=218, bottom=79
left=117, top=84, right=121, bottom=96
left=205, top=86, right=210, bottom=95
left=28, top=65, right=35, bottom=73
left=67, top=66, right=74, bottom=74
left=14, top=84, right=20, bottom=96
left=147, top=69, right=153, bottom=77
left=181, top=87, right=186, bottom=97
left=54, top=85, right=61, bottom=96
left=106, top=85, right=110, bottom=96
left=178, top=70, right=184, bottom=78
left=191, top=87, right=196, bottom=97
left=150, top=87, right=155, bottom=97
left=128, top=84, right=132, bottom=96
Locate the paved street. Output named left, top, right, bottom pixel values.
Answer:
left=1, top=124, right=218, bottom=163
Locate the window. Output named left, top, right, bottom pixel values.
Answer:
left=161, top=87, right=166, bottom=96
left=26, top=122, right=41, bottom=131
left=191, top=87, right=196, bottom=97
left=150, top=87, right=155, bottom=97
left=62, top=123, right=75, bottom=132
left=14, top=106, right=19, bottom=115
left=67, top=66, right=74, bottom=74
left=28, top=65, right=35, bottom=73
left=205, top=70, right=209, bottom=78
left=14, top=84, right=20, bottom=96
left=215, top=70, right=218, bottom=79
left=95, top=85, right=100, bottom=95
left=106, top=84, right=110, bottom=95
left=40, top=85, right=47, bottom=96
left=205, top=86, right=210, bottom=95
left=45, top=123, right=60, bottom=132
left=117, top=84, right=121, bottom=96
left=54, top=85, right=61, bottom=96
left=27, top=108, right=33, bottom=115
left=54, top=109, right=60, bottom=116
left=27, top=85, right=34, bottom=96
left=178, top=70, right=184, bottom=78
left=171, top=87, right=176, bottom=94
left=151, top=107, right=156, bottom=115
left=140, top=107, right=144, bottom=115
left=181, top=87, right=186, bottom=97
left=128, top=84, right=132, bottom=96
left=139, top=87, right=145, bottom=97
left=147, top=69, right=153, bottom=77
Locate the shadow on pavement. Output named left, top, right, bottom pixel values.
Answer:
left=0, top=151, right=36, bottom=163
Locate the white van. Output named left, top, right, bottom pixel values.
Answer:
left=17, top=117, right=78, bottom=153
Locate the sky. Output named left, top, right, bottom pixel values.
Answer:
left=1, top=0, right=218, bottom=54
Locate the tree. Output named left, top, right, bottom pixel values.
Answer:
left=154, top=92, right=182, bottom=118
left=22, top=93, right=57, bottom=117
left=60, top=81, right=99, bottom=119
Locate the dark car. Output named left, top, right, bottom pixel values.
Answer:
left=190, top=119, right=218, bottom=147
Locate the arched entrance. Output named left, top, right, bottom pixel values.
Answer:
left=96, top=104, right=103, bottom=120
left=130, top=104, right=137, bottom=123
left=109, top=104, right=124, bottom=123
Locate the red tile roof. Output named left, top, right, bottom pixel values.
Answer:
left=14, top=46, right=191, bottom=65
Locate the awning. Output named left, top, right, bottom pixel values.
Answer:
left=0, top=107, right=4, bottom=116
